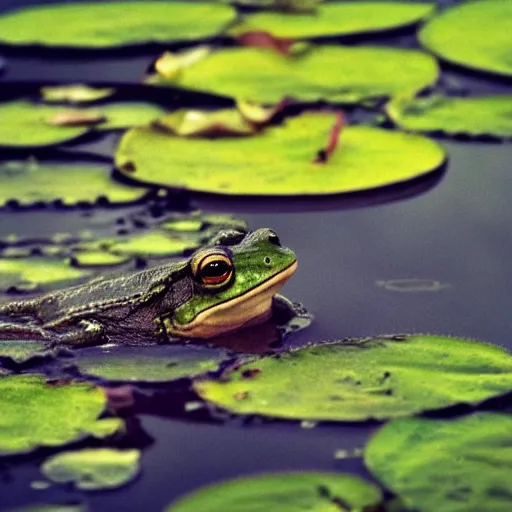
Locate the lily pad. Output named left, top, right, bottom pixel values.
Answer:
left=76, top=345, right=232, bottom=382
left=0, top=374, right=122, bottom=455
left=0, top=2, right=236, bottom=48
left=41, top=448, right=140, bottom=491
left=116, top=113, right=445, bottom=196
left=0, top=340, right=53, bottom=364
left=0, top=160, right=148, bottom=207
left=69, top=251, right=132, bottom=268
left=419, top=0, right=512, bottom=77
left=194, top=335, right=512, bottom=421
left=234, top=2, right=436, bottom=40
left=165, top=472, right=382, bottom=511
left=41, top=84, right=115, bottom=104
left=165, top=45, right=439, bottom=104
left=386, top=95, right=512, bottom=138
left=96, top=103, right=167, bottom=131
left=365, top=413, right=512, bottom=512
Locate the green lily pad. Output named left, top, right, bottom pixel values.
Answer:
left=419, top=0, right=512, bottom=77
left=365, top=413, right=512, bottom=512
left=165, top=45, right=439, bottom=104
left=0, top=374, right=122, bottom=455
left=0, top=340, right=53, bottom=364
left=0, top=160, right=148, bottom=207
left=234, top=2, right=436, bottom=39
left=42, top=448, right=140, bottom=491
left=69, top=251, right=132, bottom=268
left=116, top=113, right=445, bottom=196
left=0, top=2, right=235, bottom=48
left=96, top=102, right=167, bottom=131
left=232, top=0, right=320, bottom=12
left=194, top=335, right=512, bottom=421
left=41, top=84, right=115, bottom=104
left=76, top=345, right=232, bottom=382
left=165, top=472, right=382, bottom=511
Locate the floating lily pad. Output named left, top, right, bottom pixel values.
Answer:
left=76, top=345, right=232, bottom=382
left=0, top=374, right=122, bottom=455
left=97, top=103, right=167, bottom=131
left=0, top=340, right=53, bottom=364
left=195, top=335, right=512, bottom=421
left=234, top=2, right=436, bottom=40
left=70, top=251, right=132, bottom=268
left=116, top=113, right=445, bottom=196
left=419, top=0, right=512, bottom=77
left=166, top=45, right=439, bottom=104
left=386, top=95, right=512, bottom=138
left=165, top=472, right=382, bottom=511
left=365, top=413, right=512, bottom=512
left=41, top=84, right=115, bottom=104
left=0, top=160, right=148, bottom=207
left=375, top=278, right=449, bottom=292
left=0, top=2, right=236, bottom=48
left=42, top=448, right=140, bottom=491
left=232, top=0, right=320, bottom=12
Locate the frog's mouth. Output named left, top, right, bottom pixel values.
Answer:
left=167, top=261, right=298, bottom=339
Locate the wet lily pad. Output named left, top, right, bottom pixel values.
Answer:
left=375, top=278, right=449, bottom=292
left=234, top=2, right=436, bottom=40
left=0, top=340, right=53, bottom=364
left=0, top=2, right=236, bottom=48
left=42, top=448, right=140, bottom=491
left=69, top=251, right=132, bottom=268
left=96, top=102, right=167, bottom=131
left=0, top=374, right=122, bottom=455
left=41, top=84, right=115, bottom=104
left=365, top=413, right=512, bottom=512
left=194, top=335, right=512, bottom=421
left=419, top=0, right=512, bottom=77
left=76, top=345, right=232, bottom=382
left=165, top=471, right=382, bottom=511
left=386, top=95, right=512, bottom=138
left=0, top=160, right=148, bottom=207
left=116, top=113, right=445, bottom=196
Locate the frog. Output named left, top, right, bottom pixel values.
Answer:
left=0, top=228, right=298, bottom=347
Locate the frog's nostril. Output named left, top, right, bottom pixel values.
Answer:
left=268, top=231, right=281, bottom=246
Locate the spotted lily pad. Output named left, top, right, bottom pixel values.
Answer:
left=194, top=335, right=512, bottom=421
left=0, top=374, right=122, bottom=455
left=386, top=95, right=512, bottom=138
left=42, top=448, right=140, bottom=491
left=0, top=2, right=236, bottom=48
left=365, top=413, right=512, bottom=512
left=41, top=84, right=115, bottom=104
left=234, top=2, right=436, bottom=40
left=0, top=160, right=148, bottom=207
left=116, top=113, right=445, bottom=196
left=419, top=0, right=512, bottom=77
left=0, top=340, right=53, bottom=364
left=165, top=472, right=382, bottom=511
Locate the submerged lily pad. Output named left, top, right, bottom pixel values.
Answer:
left=116, top=113, right=445, bottom=196
left=195, top=335, right=512, bottom=421
left=234, top=2, right=435, bottom=39
left=42, top=448, right=140, bottom=491
left=165, top=45, right=439, bottom=104
left=419, top=0, right=512, bottom=77
left=0, top=2, right=235, bottom=48
left=41, top=84, right=115, bottom=104
left=386, top=95, right=512, bottom=138
left=0, top=160, right=148, bottom=207
left=365, top=413, right=512, bottom=512
left=0, top=340, right=53, bottom=364
left=166, top=472, right=382, bottom=511
left=0, top=374, right=122, bottom=455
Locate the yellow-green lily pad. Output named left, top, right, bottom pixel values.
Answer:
left=0, top=374, right=122, bottom=455
left=0, top=340, right=53, bottom=365
left=0, top=2, right=236, bottom=48
left=365, top=413, right=512, bottom=512
left=116, top=113, right=445, bottom=196
left=41, top=84, right=115, bottom=104
left=419, top=0, right=512, bottom=77
left=386, top=95, right=512, bottom=138
left=234, top=2, right=436, bottom=40
left=163, top=45, right=439, bottom=104
left=194, top=335, right=512, bottom=421
left=69, top=251, right=132, bottom=268
left=42, top=448, right=140, bottom=491
left=165, top=472, right=382, bottom=511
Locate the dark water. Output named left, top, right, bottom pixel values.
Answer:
left=0, top=0, right=511, bottom=510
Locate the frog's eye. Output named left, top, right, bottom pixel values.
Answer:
left=194, top=252, right=234, bottom=288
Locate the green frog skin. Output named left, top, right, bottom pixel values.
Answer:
left=0, top=229, right=297, bottom=346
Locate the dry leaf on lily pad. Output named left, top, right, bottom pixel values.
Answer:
left=0, top=159, right=148, bottom=207
left=116, top=113, right=445, bottom=196
left=419, top=0, right=512, bottom=77
left=194, top=335, right=512, bottom=421
left=0, top=2, right=235, bottom=48
left=159, top=45, right=439, bottom=104
left=41, top=84, right=115, bottom=104
left=233, top=1, right=436, bottom=40
left=365, top=413, right=512, bottom=512
left=386, top=95, right=512, bottom=139
left=0, top=374, right=122, bottom=455
left=165, top=472, right=382, bottom=511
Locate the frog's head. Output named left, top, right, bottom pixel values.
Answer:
left=166, top=228, right=297, bottom=338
